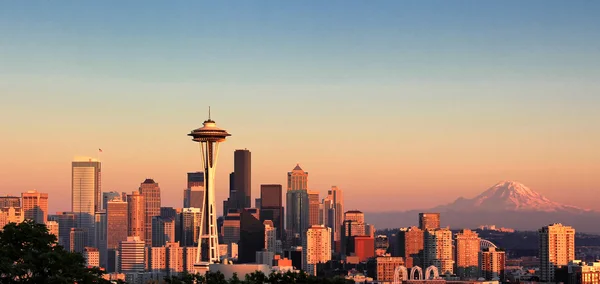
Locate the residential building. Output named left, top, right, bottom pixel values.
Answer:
left=539, top=223, right=575, bottom=282
left=419, top=213, right=440, bottom=230
left=303, top=225, right=332, bottom=276
left=455, top=229, right=480, bottom=280
left=21, top=189, right=48, bottom=224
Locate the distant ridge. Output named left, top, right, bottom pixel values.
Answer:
left=366, top=181, right=600, bottom=233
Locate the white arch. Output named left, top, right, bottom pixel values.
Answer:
left=425, top=265, right=440, bottom=280
left=393, top=265, right=408, bottom=284
left=410, top=266, right=423, bottom=280
left=480, top=239, right=498, bottom=250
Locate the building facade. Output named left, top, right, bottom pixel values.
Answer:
left=539, top=223, right=575, bottom=282
left=479, top=247, right=505, bottom=281
left=139, top=179, right=161, bottom=246
left=72, top=158, right=101, bottom=247
left=424, top=228, right=454, bottom=275
left=419, top=213, right=440, bottom=230
left=21, top=189, right=48, bottom=224
left=127, top=191, right=145, bottom=241
left=455, top=229, right=480, bottom=280
left=303, top=225, right=332, bottom=276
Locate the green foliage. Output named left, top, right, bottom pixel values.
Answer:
left=164, top=270, right=353, bottom=284
left=0, top=220, right=111, bottom=283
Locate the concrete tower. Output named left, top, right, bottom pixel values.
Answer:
left=188, top=110, right=230, bottom=268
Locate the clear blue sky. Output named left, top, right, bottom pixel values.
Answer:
left=1, top=1, right=599, bottom=213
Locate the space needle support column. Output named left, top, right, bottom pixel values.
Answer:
left=189, top=113, right=231, bottom=269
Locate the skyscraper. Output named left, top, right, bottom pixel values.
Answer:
left=188, top=113, right=231, bottom=267
left=238, top=209, right=265, bottom=264
left=94, top=211, right=107, bottom=268
left=72, top=158, right=101, bottom=246
left=419, top=213, right=440, bottom=230
left=21, top=189, right=48, bottom=224
left=286, top=189, right=309, bottom=244
left=455, top=229, right=480, bottom=280
left=234, top=149, right=251, bottom=209
left=303, top=225, right=332, bottom=276
left=326, top=186, right=344, bottom=243
left=127, top=191, right=145, bottom=241
left=139, top=179, right=161, bottom=246
left=107, top=199, right=128, bottom=250
left=396, top=226, right=424, bottom=268
left=308, top=191, right=320, bottom=226
left=342, top=210, right=366, bottom=256
left=70, top=228, right=86, bottom=253
left=479, top=247, right=505, bottom=281
left=152, top=216, right=175, bottom=247
left=539, top=223, right=575, bottom=282
left=184, top=172, right=204, bottom=209
left=102, top=191, right=121, bottom=211
left=180, top=208, right=202, bottom=247
left=424, top=228, right=454, bottom=275
left=287, top=164, right=308, bottom=191
left=54, top=211, right=77, bottom=249
left=260, top=184, right=284, bottom=240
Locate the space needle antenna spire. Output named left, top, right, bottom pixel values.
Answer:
left=188, top=109, right=231, bottom=272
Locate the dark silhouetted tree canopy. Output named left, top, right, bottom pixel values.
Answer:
left=0, top=220, right=110, bottom=284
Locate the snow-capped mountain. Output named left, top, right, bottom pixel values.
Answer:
left=436, top=181, right=587, bottom=213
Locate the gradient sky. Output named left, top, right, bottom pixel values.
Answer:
left=1, top=1, right=599, bottom=216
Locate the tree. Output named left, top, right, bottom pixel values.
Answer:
left=0, top=220, right=111, bottom=284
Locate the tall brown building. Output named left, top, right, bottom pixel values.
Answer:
left=127, top=191, right=145, bottom=241
left=260, top=184, right=284, bottom=240
left=21, top=189, right=48, bottom=224
left=479, top=247, right=505, bottom=281
left=455, top=229, right=481, bottom=279
left=396, top=226, right=424, bottom=268
left=308, top=190, right=320, bottom=226
left=107, top=199, right=128, bottom=250
left=139, top=179, right=161, bottom=246
left=419, top=213, right=440, bottom=230
left=539, top=223, right=575, bottom=282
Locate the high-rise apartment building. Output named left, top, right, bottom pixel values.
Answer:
left=479, top=247, right=505, bottom=281
left=260, top=184, right=284, bottom=240
left=287, top=164, right=308, bottom=191
left=102, top=192, right=121, bottom=211
left=374, top=256, right=404, bottom=283
left=0, top=207, right=24, bottom=229
left=455, top=229, right=480, bottom=280
left=127, top=191, right=145, bottom=241
left=166, top=242, right=184, bottom=277
left=184, top=172, right=204, bottom=208
left=72, top=158, right=101, bottom=246
left=424, top=228, right=454, bottom=275
left=21, top=189, right=48, bottom=224
left=119, top=236, right=145, bottom=273
left=396, top=226, right=424, bottom=268
left=308, top=191, right=320, bottom=226
left=539, top=223, right=575, bottom=282
left=139, top=179, right=161, bottom=246
left=419, top=213, right=440, bottom=230
left=83, top=247, right=100, bottom=268
left=0, top=195, right=20, bottom=208
left=264, top=220, right=277, bottom=253
left=303, top=225, right=332, bottom=276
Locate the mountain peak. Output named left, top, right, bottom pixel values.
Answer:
left=439, top=181, right=584, bottom=213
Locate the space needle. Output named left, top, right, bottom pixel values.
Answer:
left=188, top=109, right=230, bottom=270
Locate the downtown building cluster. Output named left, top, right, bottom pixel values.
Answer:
left=0, top=160, right=594, bottom=284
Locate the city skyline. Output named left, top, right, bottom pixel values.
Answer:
left=1, top=1, right=600, bottom=214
